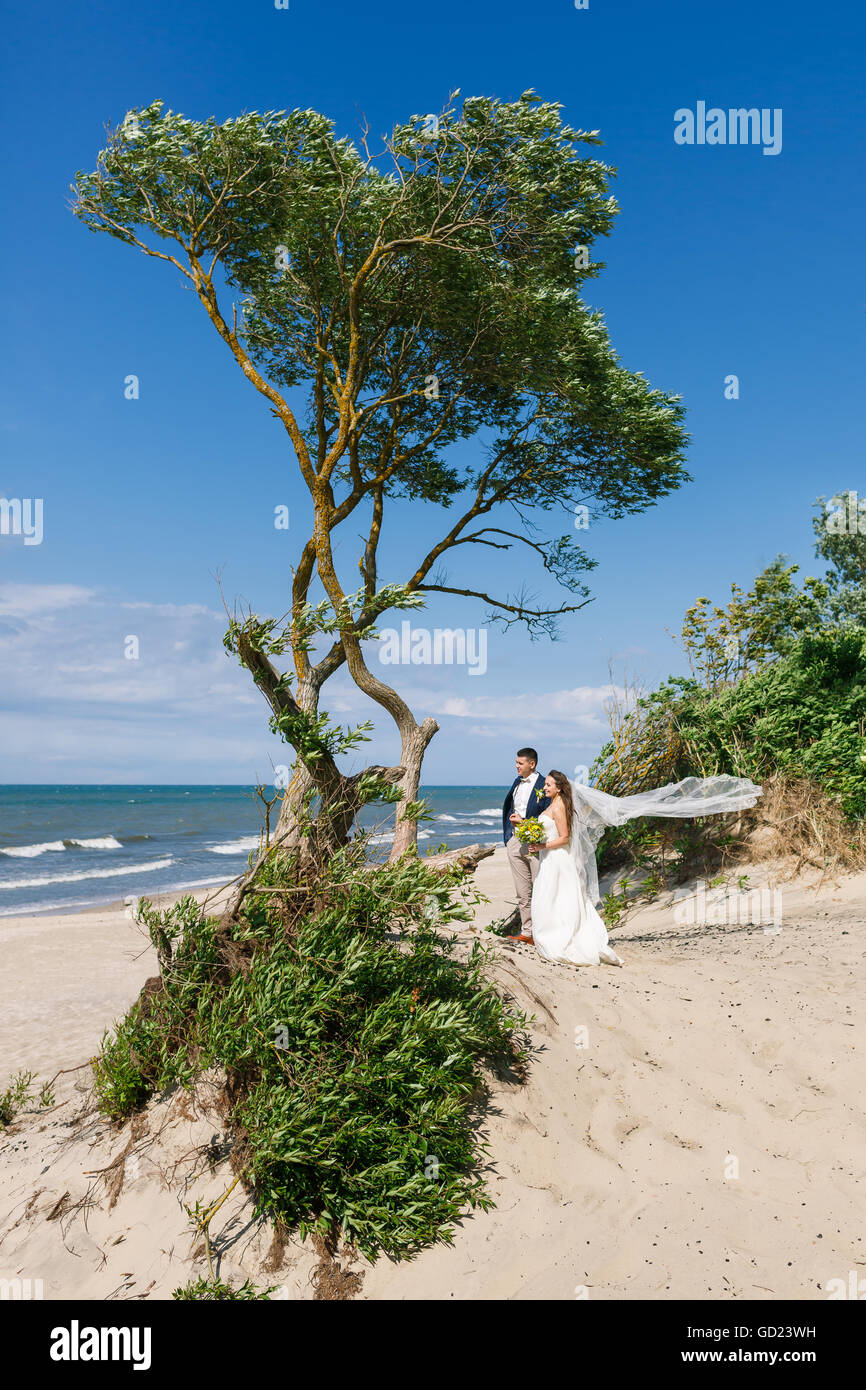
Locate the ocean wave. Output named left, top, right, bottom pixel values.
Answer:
left=69, top=836, right=123, bottom=850
left=133, top=874, right=235, bottom=898
left=0, top=835, right=123, bottom=858
left=437, top=809, right=501, bottom=823
left=366, top=830, right=434, bottom=846
left=438, top=828, right=497, bottom=837
left=207, top=836, right=261, bottom=855
left=0, top=857, right=175, bottom=890
left=0, top=840, right=66, bottom=858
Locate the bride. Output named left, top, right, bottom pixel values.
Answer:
left=522, top=768, right=762, bottom=968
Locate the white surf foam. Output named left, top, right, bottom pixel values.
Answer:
left=207, top=836, right=261, bottom=855
left=367, top=830, right=434, bottom=846
left=0, top=840, right=66, bottom=858
left=0, top=857, right=176, bottom=890
left=0, top=835, right=123, bottom=858
left=68, top=836, right=123, bottom=850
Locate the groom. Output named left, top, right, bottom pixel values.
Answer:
left=502, top=747, right=550, bottom=942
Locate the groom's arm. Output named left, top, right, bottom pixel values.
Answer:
left=503, top=782, right=517, bottom=842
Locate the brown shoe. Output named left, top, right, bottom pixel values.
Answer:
left=516, top=933, right=534, bottom=944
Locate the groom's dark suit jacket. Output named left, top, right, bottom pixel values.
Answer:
left=502, top=772, right=551, bottom=845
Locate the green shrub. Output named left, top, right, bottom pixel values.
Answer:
left=172, top=1277, right=276, bottom=1300
left=590, top=628, right=866, bottom=888
left=92, top=841, right=526, bottom=1261
left=0, top=1071, right=35, bottom=1128
left=675, top=628, right=866, bottom=818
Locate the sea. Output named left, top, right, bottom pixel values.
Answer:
left=0, top=785, right=506, bottom=917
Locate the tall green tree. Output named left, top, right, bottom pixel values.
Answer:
left=678, top=557, right=829, bottom=689
left=813, top=491, right=866, bottom=626
left=74, top=92, right=689, bottom=856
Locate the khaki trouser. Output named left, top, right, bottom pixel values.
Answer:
left=506, top=832, right=540, bottom=932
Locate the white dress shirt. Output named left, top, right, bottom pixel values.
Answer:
left=512, top=774, right=536, bottom=819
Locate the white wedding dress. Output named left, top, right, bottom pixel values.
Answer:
left=531, top=812, right=624, bottom=966
left=530, top=774, right=763, bottom=968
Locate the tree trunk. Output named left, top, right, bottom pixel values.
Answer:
left=222, top=760, right=404, bottom=928
left=273, top=760, right=316, bottom=852
left=312, top=501, right=443, bottom=860
left=389, top=716, right=439, bottom=860
left=223, top=631, right=404, bottom=925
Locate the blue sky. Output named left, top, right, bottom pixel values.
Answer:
left=1, top=0, right=863, bottom=785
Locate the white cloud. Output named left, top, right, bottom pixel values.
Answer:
left=0, top=586, right=631, bottom=782
left=120, top=601, right=215, bottom=617
left=0, top=583, right=95, bottom=617
left=0, top=584, right=284, bottom=779
left=433, top=684, right=622, bottom=732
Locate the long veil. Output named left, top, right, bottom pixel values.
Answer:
left=569, top=774, right=763, bottom=907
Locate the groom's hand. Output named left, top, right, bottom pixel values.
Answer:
left=509, top=813, right=521, bottom=824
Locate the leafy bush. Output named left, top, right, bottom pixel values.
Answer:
left=0, top=1070, right=56, bottom=1128
left=0, top=1071, right=35, bottom=1128
left=92, top=839, right=526, bottom=1261
left=676, top=628, right=866, bottom=818
left=589, top=628, right=866, bottom=888
left=172, top=1277, right=276, bottom=1300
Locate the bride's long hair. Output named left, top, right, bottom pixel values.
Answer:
left=547, top=770, right=575, bottom=840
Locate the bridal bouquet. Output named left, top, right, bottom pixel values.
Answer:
left=514, top=818, right=546, bottom=847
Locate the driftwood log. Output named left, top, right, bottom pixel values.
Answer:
left=422, top=843, right=496, bottom=874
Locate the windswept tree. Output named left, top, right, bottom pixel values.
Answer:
left=813, top=491, right=866, bottom=626
left=73, top=91, right=689, bottom=857
left=677, top=558, right=830, bottom=689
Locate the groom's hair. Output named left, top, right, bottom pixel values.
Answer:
left=516, top=747, right=538, bottom=765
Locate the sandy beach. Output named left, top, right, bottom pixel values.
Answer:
left=0, top=883, right=235, bottom=1079
left=0, top=849, right=863, bottom=1300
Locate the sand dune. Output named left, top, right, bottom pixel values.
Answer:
left=0, top=850, right=863, bottom=1300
